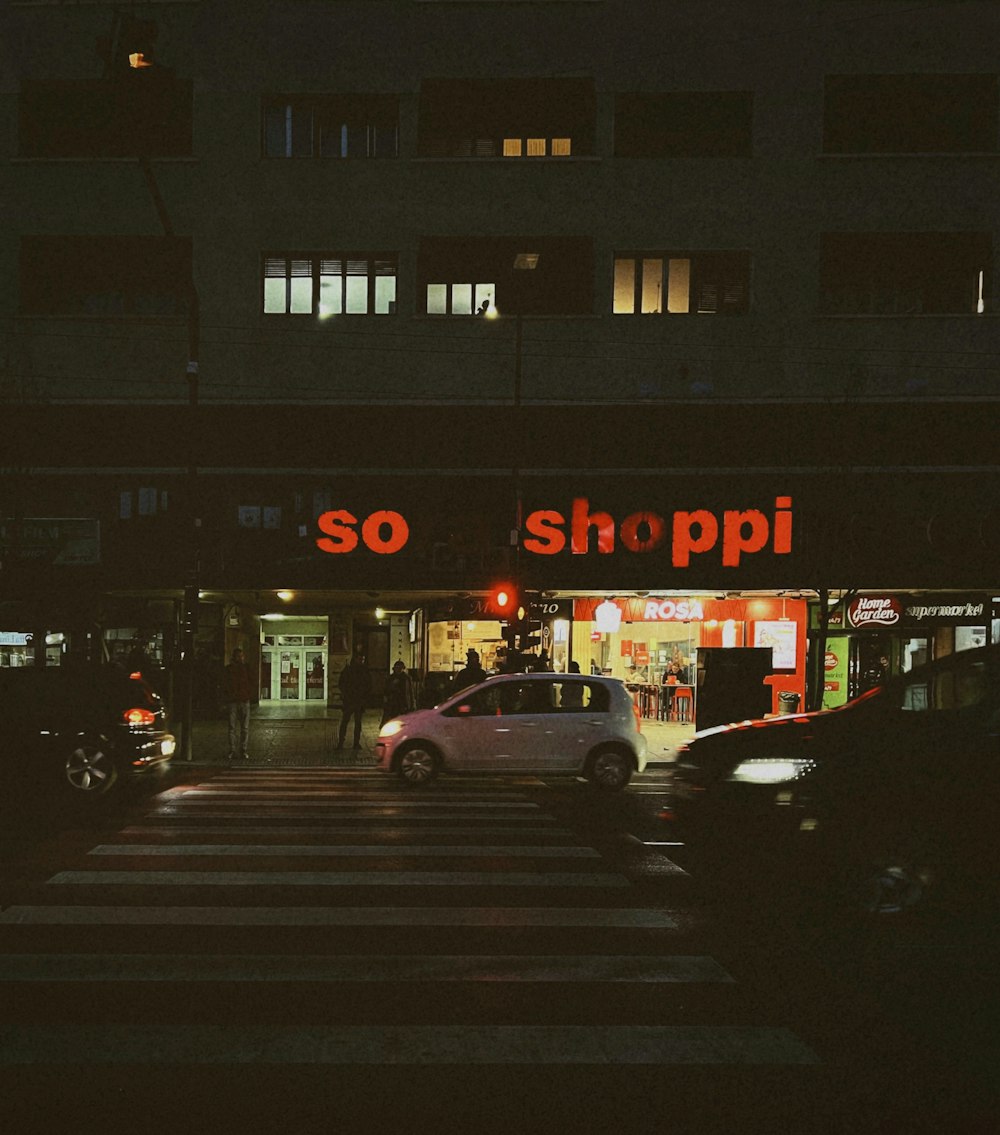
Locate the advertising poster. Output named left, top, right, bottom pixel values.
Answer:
left=753, top=620, right=797, bottom=670
left=822, top=636, right=850, bottom=708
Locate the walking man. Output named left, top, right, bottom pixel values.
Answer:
left=222, top=647, right=253, bottom=760
left=336, top=644, right=373, bottom=750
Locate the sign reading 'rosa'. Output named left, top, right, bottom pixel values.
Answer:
left=847, top=595, right=903, bottom=629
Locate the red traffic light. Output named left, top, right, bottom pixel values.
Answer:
left=488, top=583, right=519, bottom=618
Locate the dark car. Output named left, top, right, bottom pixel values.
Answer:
left=0, top=664, right=175, bottom=808
left=665, top=645, right=1000, bottom=915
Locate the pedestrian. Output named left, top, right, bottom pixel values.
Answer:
left=381, top=660, right=414, bottom=725
left=222, top=646, right=253, bottom=760
left=452, top=648, right=487, bottom=693
left=336, top=644, right=373, bottom=750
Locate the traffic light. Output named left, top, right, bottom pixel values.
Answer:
left=516, top=615, right=542, bottom=653
left=486, top=582, right=520, bottom=620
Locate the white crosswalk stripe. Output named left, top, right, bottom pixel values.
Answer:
left=0, top=769, right=820, bottom=1069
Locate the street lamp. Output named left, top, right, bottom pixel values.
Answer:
left=114, top=28, right=200, bottom=761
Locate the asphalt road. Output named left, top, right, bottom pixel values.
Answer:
left=0, top=765, right=996, bottom=1134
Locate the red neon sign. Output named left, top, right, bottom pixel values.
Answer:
left=317, top=496, right=794, bottom=568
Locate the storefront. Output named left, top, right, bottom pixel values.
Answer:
left=814, top=592, right=997, bottom=708
left=260, top=617, right=329, bottom=703
left=572, top=594, right=807, bottom=726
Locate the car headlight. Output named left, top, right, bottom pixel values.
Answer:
left=727, top=758, right=816, bottom=784
left=379, top=719, right=405, bottom=738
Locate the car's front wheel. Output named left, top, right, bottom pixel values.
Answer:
left=60, top=736, right=120, bottom=800
left=396, top=743, right=441, bottom=786
left=586, top=748, right=633, bottom=791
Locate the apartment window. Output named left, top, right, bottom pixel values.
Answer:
left=824, top=75, right=998, bottom=154
left=418, top=78, right=595, bottom=158
left=614, top=92, right=753, bottom=157
left=426, top=282, right=497, bottom=316
left=263, top=95, right=399, bottom=158
left=19, top=236, right=192, bottom=317
left=613, top=252, right=750, bottom=314
left=819, top=233, right=991, bottom=315
left=19, top=76, right=193, bottom=159
left=419, top=236, right=594, bottom=315
left=263, top=255, right=398, bottom=315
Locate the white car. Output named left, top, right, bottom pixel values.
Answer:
left=376, top=672, right=647, bottom=789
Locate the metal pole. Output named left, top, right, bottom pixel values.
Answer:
left=139, top=154, right=200, bottom=761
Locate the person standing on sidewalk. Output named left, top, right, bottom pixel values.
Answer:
left=222, top=647, right=253, bottom=760
left=336, top=645, right=373, bottom=750
left=381, top=660, right=414, bottom=726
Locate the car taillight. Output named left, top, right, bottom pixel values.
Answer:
left=124, top=707, right=156, bottom=726
left=632, top=702, right=642, bottom=732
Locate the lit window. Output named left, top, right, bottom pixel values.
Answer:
left=264, top=254, right=398, bottom=315
left=426, top=282, right=496, bottom=315
left=613, top=252, right=749, bottom=315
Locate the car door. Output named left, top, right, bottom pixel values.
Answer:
left=437, top=685, right=504, bottom=771
left=531, top=677, right=603, bottom=773
left=492, top=679, right=556, bottom=771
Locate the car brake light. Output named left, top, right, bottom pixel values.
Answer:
left=632, top=702, right=642, bottom=732
left=124, top=707, right=156, bottom=726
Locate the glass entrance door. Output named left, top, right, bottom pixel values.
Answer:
left=262, top=647, right=328, bottom=702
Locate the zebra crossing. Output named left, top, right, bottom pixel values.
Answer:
left=0, top=769, right=821, bottom=1068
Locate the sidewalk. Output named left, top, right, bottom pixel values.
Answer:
left=185, top=707, right=692, bottom=769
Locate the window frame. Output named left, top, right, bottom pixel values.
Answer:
left=417, top=77, right=595, bottom=159
left=823, top=74, right=999, bottom=155
left=262, top=253, right=399, bottom=316
left=18, top=235, right=193, bottom=318
left=612, top=250, right=751, bottom=315
left=819, top=232, right=991, bottom=316
left=262, top=94, right=400, bottom=159
left=614, top=91, right=754, bottom=158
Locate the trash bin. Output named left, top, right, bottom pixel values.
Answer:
left=778, top=690, right=801, bottom=714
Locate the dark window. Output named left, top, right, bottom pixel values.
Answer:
left=418, top=236, right=594, bottom=316
left=19, top=76, right=193, bottom=159
left=820, top=232, right=990, bottom=315
left=262, top=95, right=399, bottom=158
left=19, top=236, right=192, bottom=317
left=263, top=254, right=398, bottom=315
left=614, top=92, right=753, bottom=157
left=824, top=74, right=998, bottom=154
left=502, top=681, right=556, bottom=714
left=613, top=251, right=750, bottom=314
left=418, top=77, right=595, bottom=158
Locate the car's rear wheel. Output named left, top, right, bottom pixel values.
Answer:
left=60, top=736, right=120, bottom=800
left=396, top=743, right=441, bottom=786
left=587, top=748, right=632, bottom=790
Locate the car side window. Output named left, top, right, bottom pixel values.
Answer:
left=556, top=680, right=608, bottom=712
left=446, top=687, right=502, bottom=717
left=502, top=681, right=555, bottom=715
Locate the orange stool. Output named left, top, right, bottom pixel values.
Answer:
left=671, top=687, right=693, bottom=723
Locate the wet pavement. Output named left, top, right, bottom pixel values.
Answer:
left=188, top=706, right=692, bottom=769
